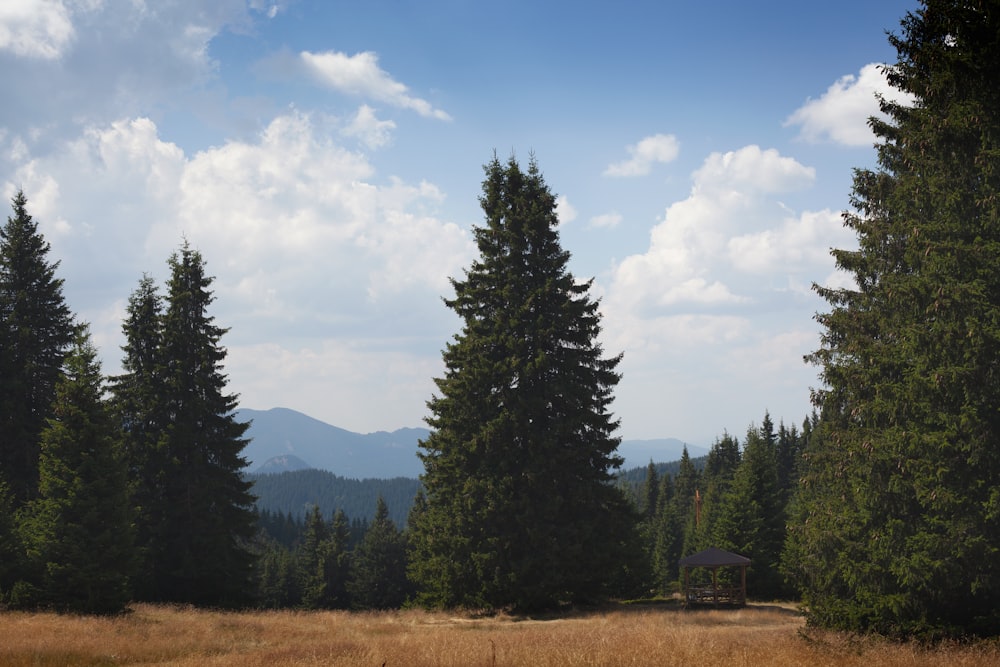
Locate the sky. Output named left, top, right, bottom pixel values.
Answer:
left=1, top=0, right=920, bottom=445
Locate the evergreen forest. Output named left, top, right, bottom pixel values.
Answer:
left=1, top=0, right=999, bottom=640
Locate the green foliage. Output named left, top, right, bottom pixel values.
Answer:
left=20, top=329, right=134, bottom=614
left=0, top=479, right=23, bottom=600
left=711, top=418, right=788, bottom=598
left=109, top=274, right=168, bottom=601
left=348, top=497, right=409, bottom=609
left=248, top=469, right=421, bottom=527
left=255, top=538, right=298, bottom=609
left=0, top=190, right=75, bottom=506
left=789, top=0, right=1000, bottom=638
left=409, top=155, right=639, bottom=610
left=111, top=243, right=258, bottom=607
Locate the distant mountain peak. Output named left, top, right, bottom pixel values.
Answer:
left=254, top=454, right=312, bottom=474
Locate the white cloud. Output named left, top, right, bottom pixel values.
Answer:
left=692, top=145, right=815, bottom=195
left=605, top=146, right=820, bottom=317
left=555, top=195, right=577, bottom=225
left=0, top=0, right=256, bottom=146
left=785, top=63, right=916, bottom=146
left=342, top=105, right=396, bottom=149
left=0, top=0, right=75, bottom=59
left=604, top=133, right=679, bottom=177
left=599, top=145, right=854, bottom=440
left=301, top=50, right=452, bottom=121
left=3, top=112, right=474, bottom=431
left=590, top=211, right=622, bottom=229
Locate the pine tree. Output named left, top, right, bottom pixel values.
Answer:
left=690, top=432, right=742, bottom=556
left=409, top=155, right=638, bottom=610
left=712, top=419, right=786, bottom=599
left=151, top=242, right=257, bottom=606
left=348, top=497, right=409, bottom=609
left=297, top=505, right=331, bottom=608
left=109, top=275, right=168, bottom=600
left=670, top=447, right=701, bottom=575
left=327, top=509, right=352, bottom=608
left=789, top=0, right=1000, bottom=637
left=256, top=539, right=297, bottom=608
left=21, top=328, right=134, bottom=614
left=640, top=461, right=659, bottom=521
left=0, top=190, right=75, bottom=506
left=649, top=471, right=676, bottom=594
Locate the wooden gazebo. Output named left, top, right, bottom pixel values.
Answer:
left=679, top=547, right=750, bottom=606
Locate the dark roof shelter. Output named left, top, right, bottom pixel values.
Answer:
left=679, top=547, right=750, bottom=607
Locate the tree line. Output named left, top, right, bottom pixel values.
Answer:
left=0, top=203, right=257, bottom=612
left=2, top=0, right=999, bottom=638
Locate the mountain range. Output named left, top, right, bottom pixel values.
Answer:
left=237, top=407, right=707, bottom=479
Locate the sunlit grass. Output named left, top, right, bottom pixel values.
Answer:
left=0, top=602, right=997, bottom=666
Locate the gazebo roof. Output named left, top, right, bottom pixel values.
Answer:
left=679, top=547, right=750, bottom=568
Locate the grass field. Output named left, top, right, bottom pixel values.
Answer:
left=1, top=602, right=998, bottom=666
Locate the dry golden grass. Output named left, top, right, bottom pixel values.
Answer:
left=0, top=602, right=997, bottom=666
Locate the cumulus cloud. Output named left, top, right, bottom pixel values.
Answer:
left=785, top=63, right=916, bottom=146
left=342, top=105, right=396, bottom=148
left=0, top=0, right=75, bottom=59
left=555, top=195, right=577, bottom=225
left=2, top=112, right=473, bottom=430
left=605, top=145, right=841, bottom=318
left=601, top=144, right=852, bottom=399
left=604, top=133, right=679, bottom=177
left=301, top=50, right=452, bottom=120
left=0, top=0, right=256, bottom=146
left=692, top=145, right=815, bottom=195
left=597, top=145, right=854, bottom=441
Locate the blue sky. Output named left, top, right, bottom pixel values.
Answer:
left=1, top=0, right=917, bottom=445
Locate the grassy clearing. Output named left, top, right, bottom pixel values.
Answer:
left=0, top=602, right=997, bottom=666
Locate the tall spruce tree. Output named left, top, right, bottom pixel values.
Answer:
left=110, top=275, right=168, bottom=600
left=152, top=242, right=257, bottom=606
left=409, top=155, right=638, bottom=610
left=0, top=191, right=75, bottom=506
left=348, top=497, right=409, bottom=609
left=789, top=0, right=1000, bottom=637
left=22, top=328, right=134, bottom=614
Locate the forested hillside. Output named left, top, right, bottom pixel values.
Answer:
left=249, top=470, right=420, bottom=526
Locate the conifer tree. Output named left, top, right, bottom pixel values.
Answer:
left=409, top=155, right=638, bottom=610
left=0, top=190, right=75, bottom=506
left=689, top=432, right=741, bottom=556
left=110, top=275, right=168, bottom=600
left=649, top=471, right=676, bottom=594
left=712, top=419, right=786, bottom=599
left=150, top=242, right=257, bottom=606
left=790, top=0, right=1000, bottom=637
left=671, top=447, right=701, bottom=573
left=348, top=497, right=409, bottom=609
left=640, top=461, right=659, bottom=521
left=327, top=509, right=352, bottom=608
left=22, top=328, right=134, bottom=614
left=297, top=505, right=332, bottom=609
left=256, top=540, right=297, bottom=608
left=295, top=505, right=351, bottom=609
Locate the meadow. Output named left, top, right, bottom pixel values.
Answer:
left=1, top=602, right=997, bottom=666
